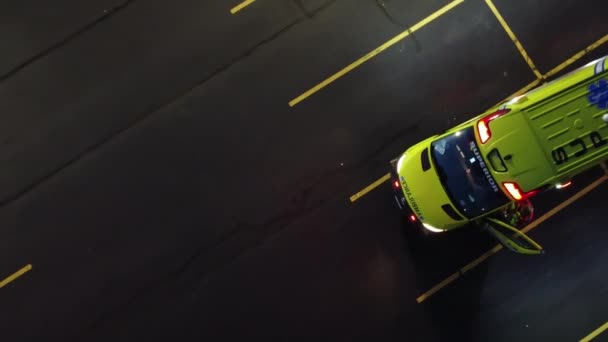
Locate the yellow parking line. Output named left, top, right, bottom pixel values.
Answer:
left=497, top=34, right=608, bottom=107
left=484, top=0, right=542, bottom=79
left=460, top=244, right=503, bottom=274
left=0, top=264, right=32, bottom=289
left=288, top=0, right=464, bottom=107
left=416, top=174, right=607, bottom=304
left=230, top=0, right=255, bottom=14
left=580, top=322, right=608, bottom=342
left=350, top=173, right=391, bottom=202
left=415, top=272, right=459, bottom=304
left=545, top=34, right=608, bottom=79
left=416, top=245, right=502, bottom=304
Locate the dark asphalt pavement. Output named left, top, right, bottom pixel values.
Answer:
left=0, top=0, right=607, bottom=341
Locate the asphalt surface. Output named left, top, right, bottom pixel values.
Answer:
left=0, top=0, right=607, bottom=341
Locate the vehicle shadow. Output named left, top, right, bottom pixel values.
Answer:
left=400, top=215, right=492, bottom=342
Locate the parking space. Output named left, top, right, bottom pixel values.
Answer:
left=288, top=0, right=463, bottom=107
left=492, top=0, right=608, bottom=75
left=0, top=0, right=607, bottom=340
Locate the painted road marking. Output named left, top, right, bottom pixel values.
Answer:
left=416, top=173, right=608, bottom=304
left=230, top=0, right=255, bottom=14
left=493, top=34, right=608, bottom=107
left=484, top=0, right=542, bottom=79
left=415, top=272, right=459, bottom=304
left=350, top=34, right=608, bottom=204
left=546, top=34, right=608, bottom=79
left=416, top=244, right=502, bottom=304
left=580, top=322, right=608, bottom=342
left=459, top=244, right=503, bottom=274
left=288, top=0, right=464, bottom=107
left=0, top=264, right=32, bottom=289
left=350, top=173, right=390, bottom=202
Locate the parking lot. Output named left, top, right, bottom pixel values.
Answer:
left=1, top=0, right=607, bottom=340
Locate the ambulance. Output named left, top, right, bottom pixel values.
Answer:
left=390, top=55, right=608, bottom=254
